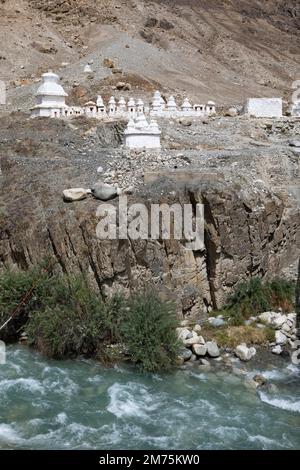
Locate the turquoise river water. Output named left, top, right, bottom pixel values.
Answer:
left=0, top=345, right=299, bottom=450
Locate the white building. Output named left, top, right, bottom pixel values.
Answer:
left=244, top=98, right=283, bottom=118
left=124, top=113, right=161, bottom=149
left=31, top=72, right=68, bottom=118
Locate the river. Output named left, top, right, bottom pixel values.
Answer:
left=0, top=345, right=299, bottom=450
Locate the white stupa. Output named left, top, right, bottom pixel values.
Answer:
left=118, top=97, right=126, bottom=112
left=84, top=64, right=93, bottom=73
left=167, top=96, right=177, bottom=112
left=31, top=72, right=68, bottom=118
left=124, top=113, right=161, bottom=149
left=108, top=96, right=116, bottom=115
left=182, top=97, right=192, bottom=113
left=152, top=90, right=163, bottom=113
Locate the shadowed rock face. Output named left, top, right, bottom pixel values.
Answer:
left=1, top=115, right=299, bottom=319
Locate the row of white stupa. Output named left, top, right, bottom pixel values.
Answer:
left=31, top=72, right=217, bottom=119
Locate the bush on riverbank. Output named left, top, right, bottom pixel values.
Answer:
left=121, top=292, right=180, bottom=372
left=217, top=277, right=295, bottom=326
left=0, top=264, right=51, bottom=342
left=0, top=266, right=179, bottom=371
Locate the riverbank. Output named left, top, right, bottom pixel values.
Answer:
left=0, top=344, right=299, bottom=450
left=175, top=310, right=299, bottom=387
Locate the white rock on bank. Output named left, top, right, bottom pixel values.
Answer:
left=183, top=332, right=205, bottom=346
left=63, top=188, right=88, bottom=202
left=272, top=314, right=287, bottom=329
left=275, top=330, right=287, bottom=345
left=176, top=328, right=192, bottom=342
left=206, top=341, right=220, bottom=358
left=281, top=322, right=291, bottom=333
left=272, top=345, right=282, bottom=355
left=193, top=324, right=202, bottom=334
left=192, top=344, right=207, bottom=357
left=235, top=343, right=256, bottom=361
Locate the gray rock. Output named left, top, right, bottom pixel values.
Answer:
left=225, top=107, right=238, bottom=117
left=206, top=341, right=220, bottom=357
left=192, top=344, right=207, bottom=356
left=63, top=188, right=88, bottom=202
left=208, top=317, right=226, bottom=327
left=180, top=348, right=193, bottom=362
left=179, top=118, right=192, bottom=127
left=193, top=324, right=202, bottom=334
left=91, top=182, right=118, bottom=201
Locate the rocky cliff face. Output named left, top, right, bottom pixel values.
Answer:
left=1, top=114, right=299, bottom=318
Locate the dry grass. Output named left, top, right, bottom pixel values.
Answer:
left=201, top=324, right=275, bottom=349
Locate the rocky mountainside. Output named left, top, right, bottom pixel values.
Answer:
left=0, top=1, right=299, bottom=319
left=0, top=113, right=299, bottom=317
left=0, top=0, right=299, bottom=109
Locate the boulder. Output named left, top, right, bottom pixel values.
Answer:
left=272, top=314, right=287, bottom=328
left=91, top=182, right=118, bottom=201
left=63, top=188, right=88, bottom=202
left=258, top=311, right=273, bottom=324
left=116, top=82, right=126, bottom=90
left=281, top=322, right=291, bottom=333
left=103, top=58, right=115, bottom=68
left=235, top=343, right=256, bottom=361
left=208, top=317, right=225, bottom=327
left=183, top=332, right=204, bottom=346
left=272, top=345, right=282, bottom=355
left=180, top=348, right=193, bottom=362
left=193, top=324, right=202, bottom=334
left=192, top=344, right=207, bottom=357
left=225, top=107, right=238, bottom=117
left=275, top=330, right=287, bottom=345
left=253, top=374, right=266, bottom=387
left=206, top=341, right=220, bottom=357
left=179, top=118, right=192, bottom=127
left=176, top=327, right=192, bottom=342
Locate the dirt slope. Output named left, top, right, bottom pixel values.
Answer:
left=0, top=0, right=299, bottom=108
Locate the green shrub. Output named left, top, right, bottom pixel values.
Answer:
left=0, top=264, right=51, bottom=342
left=121, top=292, right=180, bottom=372
left=217, top=277, right=295, bottom=326
left=26, top=275, right=107, bottom=358
left=1, top=266, right=181, bottom=371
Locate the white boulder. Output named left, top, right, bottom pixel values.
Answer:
left=176, top=328, right=192, bottom=342
left=275, top=330, right=287, bottom=345
left=235, top=343, right=256, bottom=361
left=183, top=332, right=205, bottom=346
left=192, top=344, right=207, bottom=357
left=63, top=188, right=88, bottom=202
left=206, top=341, right=220, bottom=358
left=272, top=345, right=282, bottom=355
